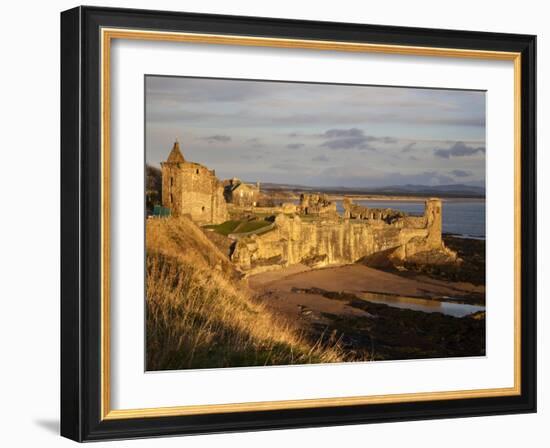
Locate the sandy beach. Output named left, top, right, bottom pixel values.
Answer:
left=248, top=263, right=485, bottom=361
left=248, top=263, right=484, bottom=314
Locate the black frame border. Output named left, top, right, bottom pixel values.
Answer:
left=61, top=6, right=536, bottom=442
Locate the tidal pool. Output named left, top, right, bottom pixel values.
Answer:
left=358, top=291, right=485, bottom=318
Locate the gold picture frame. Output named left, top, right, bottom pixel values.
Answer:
left=61, top=6, right=536, bottom=441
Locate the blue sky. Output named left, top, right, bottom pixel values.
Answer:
left=145, top=76, right=486, bottom=188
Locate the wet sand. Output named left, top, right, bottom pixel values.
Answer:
left=248, top=263, right=484, bottom=305
left=248, top=263, right=486, bottom=361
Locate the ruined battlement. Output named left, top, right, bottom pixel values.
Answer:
left=159, top=142, right=455, bottom=272
left=230, top=198, right=455, bottom=274
left=343, top=197, right=406, bottom=223
left=298, top=193, right=337, bottom=217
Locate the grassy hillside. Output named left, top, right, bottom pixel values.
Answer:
left=146, top=217, right=345, bottom=370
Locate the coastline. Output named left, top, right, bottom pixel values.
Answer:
left=444, top=232, right=485, bottom=241
left=248, top=261, right=485, bottom=361
left=326, top=194, right=486, bottom=203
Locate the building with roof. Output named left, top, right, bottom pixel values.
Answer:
left=161, top=140, right=228, bottom=224
left=224, top=178, right=260, bottom=207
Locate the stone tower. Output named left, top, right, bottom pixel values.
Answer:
left=161, top=140, right=228, bottom=224
left=425, top=198, right=443, bottom=246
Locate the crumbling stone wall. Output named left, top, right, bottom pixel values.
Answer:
left=231, top=198, right=455, bottom=273
left=161, top=141, right=228, bottom=224
left=299, top=193, right=337, bottom=217
left=343, top=197, right=406, bottom=223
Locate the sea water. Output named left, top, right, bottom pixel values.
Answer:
left=335, top=200, right=486, bottom=239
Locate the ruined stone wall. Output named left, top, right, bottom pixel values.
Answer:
left=386, top=198, right=453, bottom=261
left=425, top=198, right=443, bottom=244
left=343, top=197, right=406, bottom=223
left=299, top=193, right=337, bottom=217
left=403, top=216, right=427, bottom=229
left=162, top=162, right=228, bottom=224
left=231, top=199, right=449, bottom=273
left=161, top=164, right=182, bottom=217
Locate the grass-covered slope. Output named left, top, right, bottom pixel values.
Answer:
left=146, top=217, right=344, bottom=370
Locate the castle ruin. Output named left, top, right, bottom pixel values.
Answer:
left=299, top=193, right=338, bottom=218
left=161, top=140, right=228, bottom=224
left=343, top=197, right=405, bottom=223
left=230, top=198, right=456, bottom=274
left=159, top=140, right=456, bottom=273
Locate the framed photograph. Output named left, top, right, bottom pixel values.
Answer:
left=60, top=6, right=536, bottom=441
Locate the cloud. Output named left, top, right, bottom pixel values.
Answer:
left=202, top=135, right=232, bottom=143
left=401, top=142, right=416, bottom=153
left=287, top=143, right=305, bottom=149
left=450, top=169, right=472, bottom=177
left=146, top=77, right=486, bottom=186
left=313, top=167, right=459, bottom=188
left=319, top=128, right=396, bottom=151
left=321, top=138, right=374, bottom=150
left=312, top=154, right=330, bottom=162
left=146, top=76, right=268, bottom=103
left=270, top=161, right=304, bottom=172
left=246, top=137, right=264, bottom=148
left=323, top=128, right=364, bottom=139
left=434, top=141, right=485, bottom=158
left=146, top=77, right=486, bottom=134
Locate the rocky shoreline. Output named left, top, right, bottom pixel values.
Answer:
left=248, top=241, right=486, bottom=362
left=401, top=234, right=486, bottom=293
left=301, top=287, right=485, bottom=361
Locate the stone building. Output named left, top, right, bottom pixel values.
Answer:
left=224, top=178, right=260, bottom=207
left=161, top=140, right=228, bottom=224
left=298, top=193, right=337, bottom=217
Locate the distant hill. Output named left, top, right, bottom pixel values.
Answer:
left=365, top=183, right=485, bottom=198
left=259, top=182, right=485, bottom=198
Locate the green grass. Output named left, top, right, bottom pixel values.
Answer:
left=235, top=220, right=271, bottom=233
left=204, top=219, right=271, bottom=236
left=203, top=220, right=241, bottom=236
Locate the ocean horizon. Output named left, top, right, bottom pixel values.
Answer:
left=334, top=200, right=486, bottom=239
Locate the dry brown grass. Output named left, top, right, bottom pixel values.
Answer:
left=146, top=217, right=345, bottom=370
